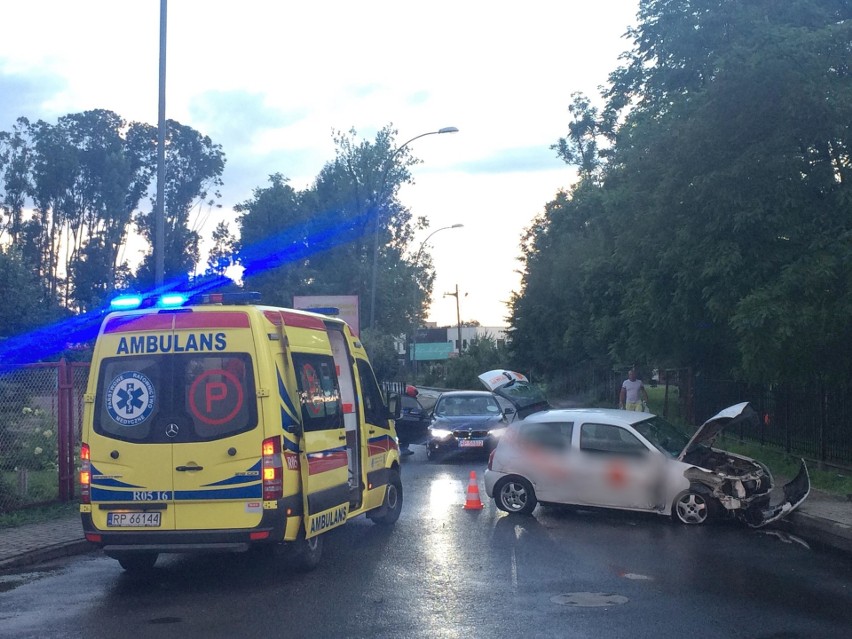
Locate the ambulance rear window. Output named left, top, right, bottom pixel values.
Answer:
left=94, top=354, right=257, bottom=443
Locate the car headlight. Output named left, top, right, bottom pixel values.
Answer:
left=488, top=429, right=505, bottom=438
left=429, top=428, right=453, bottom=440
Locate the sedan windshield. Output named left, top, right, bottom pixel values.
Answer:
left=632, top=416, right=691, bottom=458
left=435, top=395, right=501, bottom=417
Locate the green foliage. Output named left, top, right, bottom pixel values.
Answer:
left=359, top=329, right=404, bottom=383
left=235, top=126, right=430, bottom=337
left=0, top=247, right=45, bottom=337
left=1, top=109, right=222, bottom=310
left=512, top=0, right=852, bottom=386
left=444, top=334, right=509, bottom=390
left=0, top=500, right=78, bottom=526
left=134, top=119, right=225, bottom=289
left=0, top=407, right=58, bottom=472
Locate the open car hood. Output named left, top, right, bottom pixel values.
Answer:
left=677, top=402, right=758, bottom=461
left=478, top=370, right=550, bottom=419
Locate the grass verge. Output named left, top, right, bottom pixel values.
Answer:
left=0, top=500, right=79, bottom=529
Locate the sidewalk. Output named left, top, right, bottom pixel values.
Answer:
left=1, top=491, right=850, bottom=571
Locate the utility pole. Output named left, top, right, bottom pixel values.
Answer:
left=444, top=284, right=464, bottom=355
left=154, top=0, right=167, bottom=288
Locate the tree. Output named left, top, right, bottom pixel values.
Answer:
left=62, top=111, right=155, bottom=310
left=0, top=246, right=46, bottom=337
left=0, top=118, right=33, bottom=244
left=134, top=119, right=225, bottom=289
left=445, top=333, right=509, bottom=390
left=1, top=110, right=157, bottom=311
left=511, top=0, right=852, bottom=385
left=236, top=126, right=429, bottom=336
left=206, top=220, right=238, bottom=276
left=551, top=93, right=605, bottom=179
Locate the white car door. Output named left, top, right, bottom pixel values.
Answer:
left=510, top=420, right=574, bottom=503
left=575, top=422, right=660, bottom=510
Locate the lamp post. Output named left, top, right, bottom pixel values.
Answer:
left=410, top=224, right=464, bottom=376
left=154, top=0, right=167, bottom=288
left=368, top=126, right=458, bottom=331
left=444, top=284, right=465, bottom=356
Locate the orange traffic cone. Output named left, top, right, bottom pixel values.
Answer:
left=464, top=470, right=484, bottom=510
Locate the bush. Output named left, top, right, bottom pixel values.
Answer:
left=0, top=407, right=59, bottom=472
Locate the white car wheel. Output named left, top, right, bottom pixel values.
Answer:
left=495, top=477, right=537, bottom=515
left=673, top=490, right=714, bottom=525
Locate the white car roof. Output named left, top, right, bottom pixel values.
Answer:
left=520, top=408, right=651, bottom=427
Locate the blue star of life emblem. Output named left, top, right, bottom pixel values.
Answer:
left=106, top=372, right=156, bottom=427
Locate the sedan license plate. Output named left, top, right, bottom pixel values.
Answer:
left=458, top=439, right=484, bottom=448
left=107, top=512, right=161, bottom=527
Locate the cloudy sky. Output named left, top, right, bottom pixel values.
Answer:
left=0, top=0, right=638, bottom=327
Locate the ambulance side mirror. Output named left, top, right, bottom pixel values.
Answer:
left=386, top=392, right=402, bottom=420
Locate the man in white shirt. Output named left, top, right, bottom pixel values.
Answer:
left=619, top=369, right=649, bottom=411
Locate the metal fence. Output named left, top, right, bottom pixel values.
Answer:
left=0, top=360, right=89, bottom=513
left=693, top=377, right=852, bottom=467
left=550, top=364, right=852, bottom=467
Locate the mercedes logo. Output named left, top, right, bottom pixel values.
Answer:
left=165, top=423, right=180, bottom=438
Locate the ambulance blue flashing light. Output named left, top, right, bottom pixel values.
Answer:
left=158, top=293, right=189, bottom=308
left=109, top=291, right=262, bottom=311
left=109, top=295, right=143, bottom=310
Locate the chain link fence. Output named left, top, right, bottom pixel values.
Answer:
left=0, top=361, right=89, bottom=513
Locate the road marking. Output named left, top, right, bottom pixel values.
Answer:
left=551, top=592, right=629, bottom=607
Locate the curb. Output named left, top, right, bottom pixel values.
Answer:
left=0, top=539, right=95, bottom=572
left=778, top=512, right=852, bottom=555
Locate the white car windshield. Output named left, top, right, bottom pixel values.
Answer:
left=632, top=416, right=691, bottom=458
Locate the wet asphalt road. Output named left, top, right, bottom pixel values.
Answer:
left=1, top=446, right=851, bottom=639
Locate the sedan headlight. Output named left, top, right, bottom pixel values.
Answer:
left=429, top=428, right=453, bottom=440
left=488, top=429, right=506, bottom=438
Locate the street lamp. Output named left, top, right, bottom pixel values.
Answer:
left=410, top=224, right=464, bottom=375
left=368, top=126, right=459, bottom=330
left=154, top=0, right=168, bottom=288
left=444, top=284, right=465, bottom=357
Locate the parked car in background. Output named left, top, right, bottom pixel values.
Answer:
left=426, top=391, right=510, bottom=460
left=484, top=402, right=810, bottom=527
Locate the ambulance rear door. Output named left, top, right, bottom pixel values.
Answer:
left=168, top=310, right=265, bottom=531
left=89, top=313, right=179, bottom=531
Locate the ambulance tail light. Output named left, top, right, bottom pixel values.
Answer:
left=262, top=436, right=283, bottom=500
left=80, top=443, right=91, bottom=504
left=487, top=448, right=496, bottom=471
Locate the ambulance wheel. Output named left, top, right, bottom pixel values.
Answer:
left=290, top=533, right=323, bottom=571
left=369, top=469, right=403, bottom=526
left=116, top=552, right=158, bottom=573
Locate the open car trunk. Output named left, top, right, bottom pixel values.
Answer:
left=478, top=370, right=550, bottom=419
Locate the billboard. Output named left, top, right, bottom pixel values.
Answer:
left=292, top=295, right=360, bottom=335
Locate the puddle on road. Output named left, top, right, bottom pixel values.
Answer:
left=0, top=569, right=58, bottom=593
left=757, top=530, right=811, bottom=550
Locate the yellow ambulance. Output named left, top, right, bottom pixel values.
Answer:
left=80, top=292, right=402, bottom=572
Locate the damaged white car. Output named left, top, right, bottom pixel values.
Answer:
left=484, top=402, right=810, bottom=527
